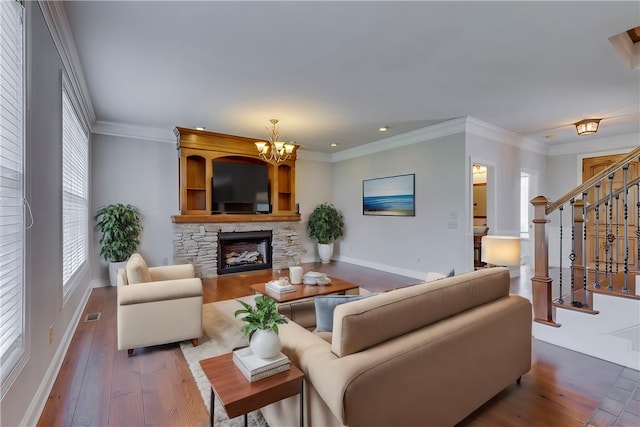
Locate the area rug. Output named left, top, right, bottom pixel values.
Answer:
left=179, top=295, right=269, bottom=427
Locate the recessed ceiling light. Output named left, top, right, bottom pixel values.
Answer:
left=544, top=135, right=555, bottom=140
left=195, top=126, right=205, bottom=131
left=378, top=126, right=388, bottom=132
left=330, top=143, right=338, bottom=147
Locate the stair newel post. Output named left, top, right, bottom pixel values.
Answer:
left=530, top=196, right=558, bottom=326
left=622, top=164, right=630, bottom=293
left=594, top=182, right=601, bottom=288
left=571, top=199, right=585, bottom=306
left=582, top=191, right=589, bottom=307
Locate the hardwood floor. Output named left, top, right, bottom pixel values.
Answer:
left=37, top=263, right=629, bottom=427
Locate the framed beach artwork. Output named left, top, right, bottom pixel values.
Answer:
left=362, top=174, right=415, bottom=216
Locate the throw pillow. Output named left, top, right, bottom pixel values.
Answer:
left=125, top=253, right=152, bottom=284
left=315, top=295, right=366, bottom=333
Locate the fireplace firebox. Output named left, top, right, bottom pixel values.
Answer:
left=217, top=231, right=273, bottom=275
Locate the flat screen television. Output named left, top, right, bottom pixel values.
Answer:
left=212, top=161, right=270, bottom=214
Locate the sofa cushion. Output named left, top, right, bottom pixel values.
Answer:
left=126, top=253, right=152, bottom=284
left=331, top=267, right=511, bottom=357
left=314, top=295, right=366, bottom=332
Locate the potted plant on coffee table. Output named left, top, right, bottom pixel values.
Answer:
left=94, top=203, right=143, bottom=286
left=234, top=295, right=288, bottom=358
left=307, top=202, right=345, bottom=263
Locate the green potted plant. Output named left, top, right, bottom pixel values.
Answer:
left=307, top=202, right=345, bottom=263
left=235, top=295, right=288, bottom=358
left=94, top=203, right=143, bottom=286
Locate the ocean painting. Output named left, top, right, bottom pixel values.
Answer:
left=363, top=174, right=415, bottom=216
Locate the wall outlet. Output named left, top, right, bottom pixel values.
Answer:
left=49, top=325, right=54, bottom=346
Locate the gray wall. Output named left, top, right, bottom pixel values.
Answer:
left=1, top=4, right=93, bottom=426
left=91, top=134, right=179, bottom=282
left=332, top=133, right=468, bottom=278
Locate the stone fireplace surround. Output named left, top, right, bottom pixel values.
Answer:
left=173, top=221, right=303, bottom=278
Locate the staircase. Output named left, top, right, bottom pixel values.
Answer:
left=530, top=147, right=640, bottom=370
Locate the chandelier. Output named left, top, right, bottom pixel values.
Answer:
left=255, top=119, right=298, bottom=163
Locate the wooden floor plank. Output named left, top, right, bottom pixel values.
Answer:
left=36, top=262, right=629, bottom=427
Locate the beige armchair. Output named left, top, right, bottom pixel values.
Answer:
left=116, top=253, right=203, bottom=356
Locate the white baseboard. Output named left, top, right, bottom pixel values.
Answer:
left=20, top=284, right=93, bottom=426
left=334, top=255, right=427, bottom=280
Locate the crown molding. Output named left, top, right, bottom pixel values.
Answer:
left=548, top=132, right=640, bottom=157
left=331, top=117, right=467, bottom=163
left=465, top=117, right=550, bottom=156
left=92, top=121, right=175, bottom=143
left=296, top=149, right=332, bottom=162
left=38, top=1, right=95, bottom=128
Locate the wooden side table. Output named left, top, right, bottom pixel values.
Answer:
left=200, top=352, right=304, bottom=427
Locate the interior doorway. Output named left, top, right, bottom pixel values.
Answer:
left=472, top=164, right=488, bottom=268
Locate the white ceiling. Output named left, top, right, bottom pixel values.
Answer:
left=62, top=1, right=640, bottom=153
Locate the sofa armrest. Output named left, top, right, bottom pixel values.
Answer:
left=118, top=278, right=202, bottom=306
left=149, top=264, right=195, bottom=281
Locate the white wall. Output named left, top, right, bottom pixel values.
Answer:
left=294, top=156, right=333, bottom=262
left=0, top=4, right=93, bottom=426
left=91, top=134, right=179, bottom=283
left=332, top=133, right=468, bottom=278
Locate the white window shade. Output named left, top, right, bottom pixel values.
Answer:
left=62, top=86, right=88, bottom=289
left=0, top=0, right=26, bottom=393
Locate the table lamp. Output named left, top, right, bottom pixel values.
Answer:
left=481, top=235, right=521, bottom=267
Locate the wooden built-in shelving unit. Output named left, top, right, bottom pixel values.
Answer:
left=173, top=127, right=299, bottom=222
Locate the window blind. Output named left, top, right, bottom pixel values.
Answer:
left=62, top=86, right=88, bottom=289
left=0, top=0, right=25, bottom=389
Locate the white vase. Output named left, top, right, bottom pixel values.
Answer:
left=250, top=329, right=281, bottom=359
left=108, top=261, right=127, bottom=286
left=317, top=243, right=334, bottom=264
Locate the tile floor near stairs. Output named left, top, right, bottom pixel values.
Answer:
left=585, top=367, right=640, bottom=427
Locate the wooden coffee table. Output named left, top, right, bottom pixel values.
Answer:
left=249, top=277, right=359, bottom=303
left=200, top=352, right=304, bottom=427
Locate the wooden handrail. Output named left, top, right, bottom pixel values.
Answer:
left=584, top=176, right=640, bottom=214
left=546, top=146, right=640, bottom=215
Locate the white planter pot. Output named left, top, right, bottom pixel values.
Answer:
left=250, top=329, right=281, bottom=359
left=108, top=261, right=127, bottom=287
left=317, top=243, right=334, bottom=264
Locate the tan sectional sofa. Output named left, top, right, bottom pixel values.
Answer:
left=262, top=267, right=532, bottom=427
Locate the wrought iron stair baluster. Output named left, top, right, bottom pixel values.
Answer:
left=623, top=165, right=629, bottom=293
left=558, top=205, right=564, bottom=304
left=595, top=182, right=601, bottom=288
left=582, top=191, right=589, bottom=307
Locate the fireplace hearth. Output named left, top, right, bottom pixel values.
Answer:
left=218, top=230, right=272, bottom=275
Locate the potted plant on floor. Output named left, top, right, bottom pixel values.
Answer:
left=307, top=203, right=345, bottom=263
left=94, top=203, right=143, bottom=286
left=235, top=295, right=288, bottom=358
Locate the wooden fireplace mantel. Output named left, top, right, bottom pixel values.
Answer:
left=172, top=214, right=301, bottom=223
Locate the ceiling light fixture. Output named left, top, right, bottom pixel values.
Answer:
left=378, top=126, right=388, bottom=132
left=574, top=119, right=601, bottom=136
left=330, top=143, right=338, bottom=147
left=255, top=119, right=298, bottom=163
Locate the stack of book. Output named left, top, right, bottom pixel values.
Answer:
left=232, top=347, right=291, bottom=382
left=266, top=279, right=296, bottom=293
